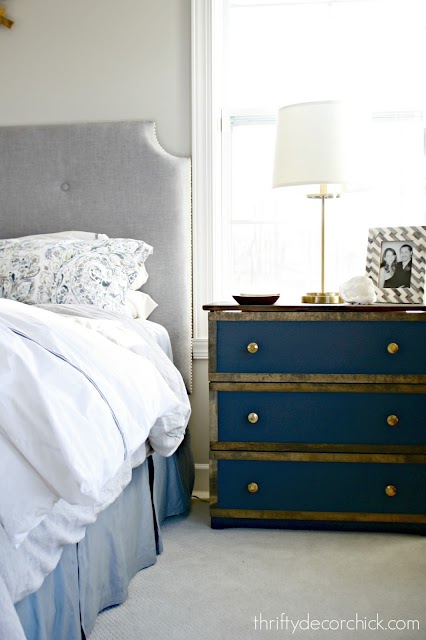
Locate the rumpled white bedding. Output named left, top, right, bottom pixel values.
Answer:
left=0, top=300, right=191, bottom=635
left=136, top=318, right=173, bottom=361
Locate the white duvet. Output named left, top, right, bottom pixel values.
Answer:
left=0, top=299, right=191, bottom=549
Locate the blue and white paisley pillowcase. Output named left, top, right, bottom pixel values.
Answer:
left=0, top=238, right=153, bottom=314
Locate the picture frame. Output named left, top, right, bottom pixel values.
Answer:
left=365, top=226, right=426, bottom=304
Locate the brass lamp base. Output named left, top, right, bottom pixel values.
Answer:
left=301, top=291, right=342, bottom=304
left=302, top=185, right=342, bottom=305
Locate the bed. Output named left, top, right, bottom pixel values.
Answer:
left=0, top=121, right=193, bottom=640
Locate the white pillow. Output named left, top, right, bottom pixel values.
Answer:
left=0, top=237, right=153, bottom=314
left=130, top=262, right=149, bottom=289
left=10, top=232, right=149, bottom=290
left=125, top=291, right=158, bottom=319
left=16, top=230, right=109, bottom=241
left=12, top=232, right=149, bottom=290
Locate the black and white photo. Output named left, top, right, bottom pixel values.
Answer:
left=378, top=241, right=413, bottom=289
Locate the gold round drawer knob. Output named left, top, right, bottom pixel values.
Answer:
left=385, top=484, right=397, bottom=497
left=387, top=342, right=399, bottom=355
left=247, top=412, right=259, bottom=424
left=247, top=482, right=259, bottom=493
left=247, top=342, right=259, bottom=354
left=387, top=414, right=399, bottom=427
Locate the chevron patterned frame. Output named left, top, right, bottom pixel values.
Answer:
left=366, top=226, right=426, bottom=304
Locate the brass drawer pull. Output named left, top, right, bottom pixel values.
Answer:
left=387, top=414, right=399, bottom=427
left=385, top=484, right=397, bottom=497
left=247, top=482, right=259, bottom=493
left=247, top=342, right=259, bottom=354
left=387, top=342, right=399, bottom=354
left=247, top=412, right=259, bottom=424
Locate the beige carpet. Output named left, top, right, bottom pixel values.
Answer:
left=89, top=499, right=425, bottom=639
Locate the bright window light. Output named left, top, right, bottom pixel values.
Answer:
left=216, top=0, right=426, bottom=302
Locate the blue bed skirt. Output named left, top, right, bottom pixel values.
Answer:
left=15, top=433, right=194, bottom=639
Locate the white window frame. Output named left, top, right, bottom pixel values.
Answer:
left=191, top=0, right=224, bottom=357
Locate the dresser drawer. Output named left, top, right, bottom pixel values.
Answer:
left=217, top=459, right=426, bottom=514
left=216, top=389, right=426, bottom=446
left=215, top=321, right=426, bottom=375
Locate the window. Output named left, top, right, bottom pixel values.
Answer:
left=192, top=0, right=426, bottom=346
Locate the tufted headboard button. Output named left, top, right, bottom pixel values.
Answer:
left=61, top=183, right=70, bottom=192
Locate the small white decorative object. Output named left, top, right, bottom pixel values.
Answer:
left=339, top=276, right=377, bottom=304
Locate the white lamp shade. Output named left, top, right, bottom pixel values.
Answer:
left=272, top=100, right=370, bottom=189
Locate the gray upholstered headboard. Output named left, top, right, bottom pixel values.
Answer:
left=0, top=121, right=192, bottom=391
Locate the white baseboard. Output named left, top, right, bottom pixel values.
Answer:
left=193, top=463, right=209, bottom=498
left=192, top=338, right=208, bottom=359
left=192, top=491, right=209, bottom=501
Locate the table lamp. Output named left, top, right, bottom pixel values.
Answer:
left=272, top=100, right=368, bottom=303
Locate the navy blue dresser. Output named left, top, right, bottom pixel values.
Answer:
left=203, top=303, right=426, bottom=533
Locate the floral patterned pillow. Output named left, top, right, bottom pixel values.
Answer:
left=0, top=238, right=153, bottom=314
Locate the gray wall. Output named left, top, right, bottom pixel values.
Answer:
left=0, top=0, right=209, bottom=491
